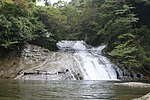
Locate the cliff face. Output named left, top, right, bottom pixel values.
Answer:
left=0, top=44, right=83, bottom=80
left=0, top=57, right=21, bottom=78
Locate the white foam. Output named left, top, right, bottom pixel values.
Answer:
left=57, top=40, right=118, bottom=80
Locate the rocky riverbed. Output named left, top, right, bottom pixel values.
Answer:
left=133, top=92, right=150, bottom=100
left=115, top=82, right=150, bottom=88
left=115, top=82, right=150, bottom=100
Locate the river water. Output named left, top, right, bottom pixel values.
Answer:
left=0, top=79, right=149, bottom=100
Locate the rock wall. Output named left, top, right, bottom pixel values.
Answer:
left=0, top=57, right=21, bottom=78
left=0, top=43, right=148, bottom=80
left=0, top=44, right=83, bottom=80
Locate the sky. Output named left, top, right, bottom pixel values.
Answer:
left=50, top=0, right=71, bottom=4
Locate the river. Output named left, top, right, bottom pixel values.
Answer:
left=0, top=79, right=149, bottom=100
left=1, top=41, right=149, bottom=100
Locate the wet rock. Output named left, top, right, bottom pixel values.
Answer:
left=115, top=82, right=150, bottom=88
left=43, top=49, right=49, bottom=52
left=57, top=71, right=65, bottom=74
left=114, top=66, right=144, bottom=80
left=137, top=73, right=142, bottom=78
left=13, top=44, right=84, bottom=80
left=32, top=50, right=39, bottom=52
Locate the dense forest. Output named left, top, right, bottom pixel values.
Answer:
left=0, top=0, right=150, bottom=74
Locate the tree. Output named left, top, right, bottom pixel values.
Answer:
left=35, top=6, right=68, bottom=40
left=0, top=1, right=56, bottom=53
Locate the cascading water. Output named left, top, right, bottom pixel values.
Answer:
left=57, top=40, right=118, bottom=80
left=16, top=40, right=119, bottom=80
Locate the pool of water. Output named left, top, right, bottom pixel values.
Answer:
left=0, top=80, right=149, bottom=100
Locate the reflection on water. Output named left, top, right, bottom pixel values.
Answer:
left=0, top=80, right=149, bottom=100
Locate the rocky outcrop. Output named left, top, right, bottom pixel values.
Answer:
left=0, top=57, right=21, bottom=78
left=114, top=66, right=144, bottom=81
left=115, top=82, right=150, bottom=100
left=0, top=44, right=83, bottom=80
left=0, top=42, right=148, bottom=80
left=132, top=93, right=150, bottom=100
left=115, top=82, right=150, bottom=88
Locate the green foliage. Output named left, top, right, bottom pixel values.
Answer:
left=34, top=6, right=67, bottom=40
left=60, top=4, right=81, bottom=40
left=107, top=33, right=139, bottom=67
left=0, top=0, right=150, bottom=71
left=74, top=0, right=102, bottom=45
left=143, top=57, right=150, bottom=67
left=0, top=15, right=32, bottom=48
left=136, top=26, right=150, bottom=51
left=0, top=1, right=56, bottom=51
left=108, top=44, right=137, bottom=57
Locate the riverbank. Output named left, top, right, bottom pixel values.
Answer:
left=133, top=92, right=150, bottom=100
left=115, top=82, right=150, bottom=100
left=115, top=82, right=150, bottom=88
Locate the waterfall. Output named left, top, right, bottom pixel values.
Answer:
left=16, top=40, right=119, bottom=81
left=57, top=40, right=118, bottom=80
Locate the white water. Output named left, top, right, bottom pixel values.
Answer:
left=57, top=40, right=118, bottom=80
